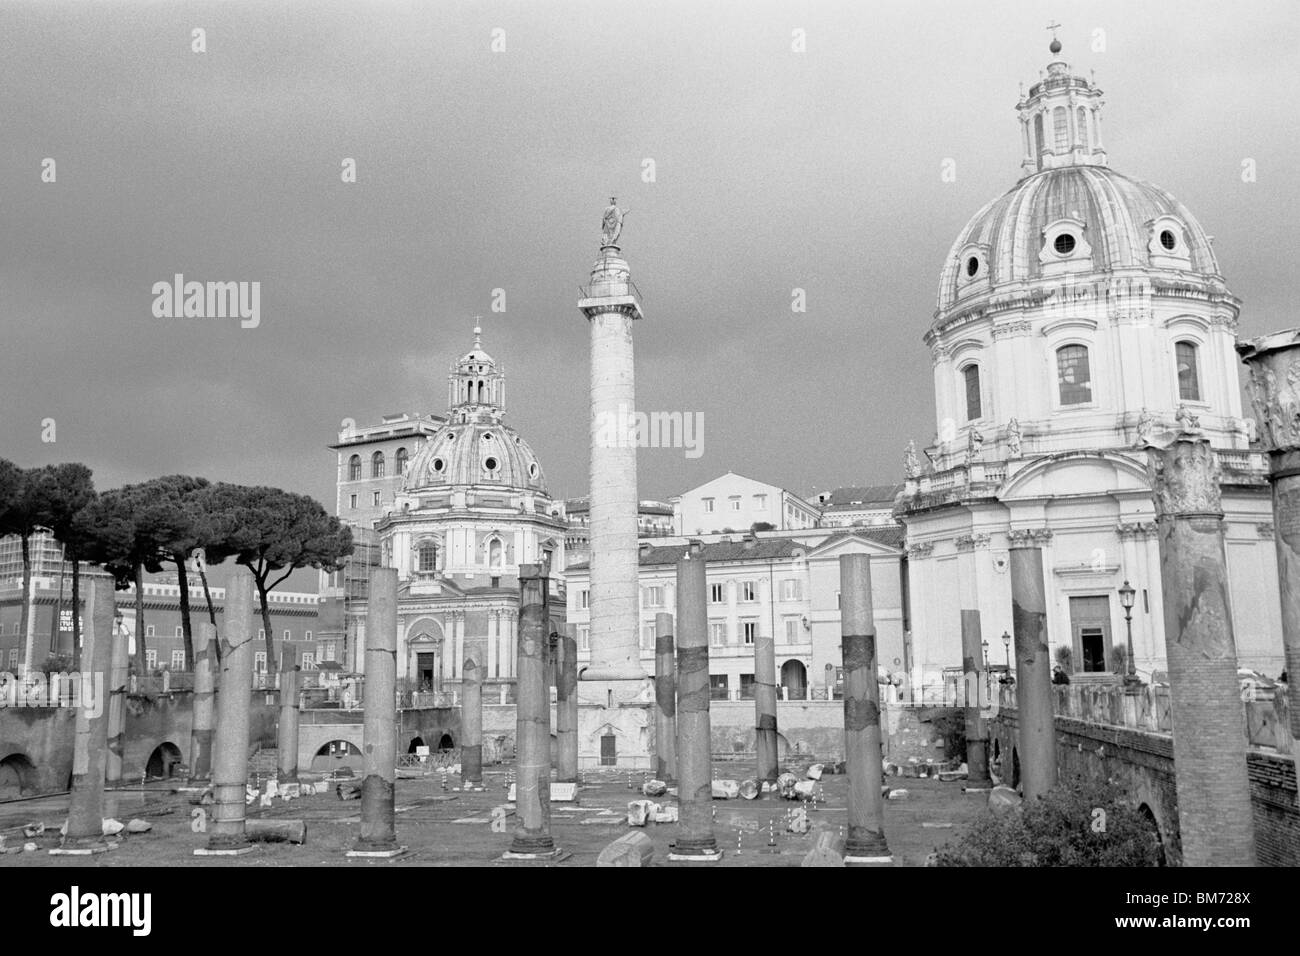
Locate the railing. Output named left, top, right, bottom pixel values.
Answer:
left=995, top=678, right=1291, bottom=754
left=396, top=751, right=459, bottom=772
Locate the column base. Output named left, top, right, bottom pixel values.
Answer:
left=500, top=847, right=569, bottom=862
left=668, top=847, right=723, bottom=862
left=194, top=844, right=254, bottom=857
left=346, top=845, right=408, bottom=858
left=844, top=854, right=894, bottom=865
left=50, top=841, right=114, bottom=856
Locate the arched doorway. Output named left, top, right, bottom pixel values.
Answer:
left=145, top=742, right=183, bottom=780
left=437, top=733, right=454, bottom=751
left=0, top=753, right=34, bottom=798
left=781, top=660, right=807, bottom=700
left=408, top=736, right=426, bottom=754
left=311, top=739, right=363, bottom=773
left=1137, top=804, right=1167, bottom=866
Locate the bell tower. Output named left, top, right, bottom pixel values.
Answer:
left=1016, top=27, right=1107, bottom=176
left=447, top=324, right=506, bottom=425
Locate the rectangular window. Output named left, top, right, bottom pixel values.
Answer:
left=349, top=494, right=357, bottom=509
left=258, top=629, right=265, bottom=641
left=283, top=629, right=291, bottom=642
left=174, top=626, right=183, bottom=639
left=781, top=579, right=801, bottom=601
left=709, top=621, right=726, bottom=646
left=742, top=621, right=757, bottom=644
left=8, top=648, right=18, bottom=668
left=963, top=364, right=982, bottom=421
left=145, top=649, right=157, bottom=669
left=785, top=618, right=800, bottom=643
left=641, top=625, right=655, bottom=650
left=578, top=625, right=590, bottom=651
left=1053, top=106, right=1068, bottom=151
left=754, top=494, right=766, bottom=509
left=578, top=589, right=590, bottom=609
left=323, top=642, right=336, bottom=662
left=709, top=583, right=724, bottom=603
left=644, top=586, right=663, bottom=607
left=1176, top=341, right=1201, bottom=401
left=305, top=630, right=312, bottom=642
left=709, top=674, right=729, bottom=700
left=302, top=653, right=316, bottom=670
left=703, top=497, right=715, bottom=513
left=740, top=673, right=756, bottom=699
left=254, top=652, right=267, bottom=674
left=1056, top=344, right=1092, bottom=406
left=145, top=625, right=155, bottom=638
left=171, top=649, right=186, bottom=669
left=373, top=491, right=381, bottom=506
left=729, top=496, right=741, bottom=511
left=741, top=582, right=756, bottom=602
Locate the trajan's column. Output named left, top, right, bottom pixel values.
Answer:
left=577, top=197, right=651, bottom=768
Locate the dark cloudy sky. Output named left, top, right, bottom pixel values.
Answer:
left=2, top=0, right=1297, bottom=508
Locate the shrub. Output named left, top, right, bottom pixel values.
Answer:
left=934, top=776, right=1163, bottom=866
left=928, top=708, right=966, bottom=762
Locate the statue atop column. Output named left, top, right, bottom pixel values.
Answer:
left=601, top=197, right=628, bottom=248
left=903, top=440, right=920, bottom=478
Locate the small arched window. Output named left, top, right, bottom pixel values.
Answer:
left=488, top=538, right=503, bottom=569
left=395, top=447, right=408, bottom=475
left=1076, top=106, right=1088, bottom=149
left=962, top=364, right=983, bottom=421
left=1056, top=344, right=1093, bottom=406
left=1033, top=113, right=1045, bottom=161
left=371, top=451, right=385, bottom=478
left=348, top=455, right=362, bottom=481
left=1176, top=341, right=1201, bottom=402
left=417, top=540, right=438, bottom=573
left=1052, top=107, right=1069, bottom=151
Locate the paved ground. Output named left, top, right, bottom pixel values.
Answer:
left=0, top=767, right=987, bottom=867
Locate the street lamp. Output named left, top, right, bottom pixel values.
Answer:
left=1001, top=630, right=1012, bottom=681
left=1118, top=579, right=1139, bottom=687
left=981, top=638, right=989, bottom=670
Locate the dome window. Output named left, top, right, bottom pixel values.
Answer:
left=528, top=462, right=539, bottom=479
left=483, top=433, right=493, bottom=442
left=1176, top=341, right=1201, bottom=402
left=432, top=458, right=445, bottom=473
left=965, top=256, right=979, bottom=277
left=1056, top=344, right=1093, bottom=406
left=1053, top=233, right=1076, bottom=256
left=962, top=364, right=983, bottom=421
left=484, top=456, right=499, bottom=472
left=1160, top=230, right=1177, bottom=251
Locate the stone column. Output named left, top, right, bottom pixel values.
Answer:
left=753, top=604, right=779, bottom=787
left=1149, top=436, right=1257, bottom=865
left=670, top=544, right=720, bottom=860
left=355, top=567, right=399, bottom=853
left=64, top=579, right=115, bottom=847
left=654, top=611, right=677, bottom=784
left=1009, top=531, right=1057, bottom=800
left=839, top=554, right=890, bottom=862
left=1238, top=332, right=1300, bottom=743
left=960, top=609, right=993, bottom=789
left=555, top=624, right=579, bottom=783
left=461, top=654, right=483, bottom=785
left=208, top=567, right=255, bottom=852
left=580, top=237, right=646, bottom=683
left=103, top=606, right=129, bottom=818
left=507, top=564, right=557, bottom=858
left=277, top=653, right=300, bottom=786
left=188, top=623, right=218, bottom=783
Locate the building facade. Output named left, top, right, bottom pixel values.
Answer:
left=672, top=472, right=821, bottom=536
left=897, top=39, right=1282, bottom=683
left=565, top=528, right=906, bottom=701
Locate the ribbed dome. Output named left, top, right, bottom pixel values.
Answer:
left=404, top=421, right=547, bottom=494
left=936, top=166, right=1222, bottom=316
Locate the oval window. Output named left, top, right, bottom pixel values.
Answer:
left=1053, top=233, right=1076, bottom=255
left=432, top=458, right=445, bottom=473
left=484, top=457, right=499, bottom=472
left=966, top=256, right=979, bottom=277
left=1159, top=229, right=1177, bottom=251
left=528, top=462, right=539, bottom=479
left=483, top=433, right=493, bottom=442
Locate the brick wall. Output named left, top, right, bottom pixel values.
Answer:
left=1247, top=752, right=1300, bottom=867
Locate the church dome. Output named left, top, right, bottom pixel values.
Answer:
left=936, top=165, right=1222, bottom=316
left=403, top=420, right=548, bottom=493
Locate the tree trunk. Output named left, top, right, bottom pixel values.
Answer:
left=19, top=533, right=32, bottom=673
left=174, top=551, right=195, bottom=670
left=70, top=558, right=81, bottom=670
left=257, top=580, right=277, bottom=676
left=197, top=560, right=220, bottom=662
left=133, top=562, right=148, bottom=676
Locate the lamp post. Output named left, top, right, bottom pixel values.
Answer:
left=981, top=638, right=989, bottom=670
left=1118, top=579, right=1139, bottom=689
left=1000, top=630, right=1011, bottom=679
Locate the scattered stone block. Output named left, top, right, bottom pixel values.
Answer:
left=649, top=803, right=678, bottom=823
left=805, top=764, right=823, bottom=781
left=711, top=779, right=740, bottom=800
left=988, top=785, right=1021, bottom=812
left=23, top=842, right=38, bottom=853
left=886, top=788, right=909, bottom=800
left=793, top=780, right=817, bottom=800
left=101, top=819, right=124, bottom=836
left=125, top=819, right=153, bottom=834
left=641, top=779, right=667, bottom=797
left=801, top=830, right=845, bottom=867
left=627, top=800, right=650, bottom=826
left=921, top=821, right=953, bottom=829
left=776, top=772, right=798, bottom=798
left=597, top=831, right=654, bottom=867
left=22, top=823, right=44, bottom=838
left=938, top=768, right=968, bottom=782
left=336, top=782, right=362, bottom=801
left=265, top=779, right=279, bottom=799
left=281, top=783, right=301, bottom=799
left=738, top=779, right=759, bottom=800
